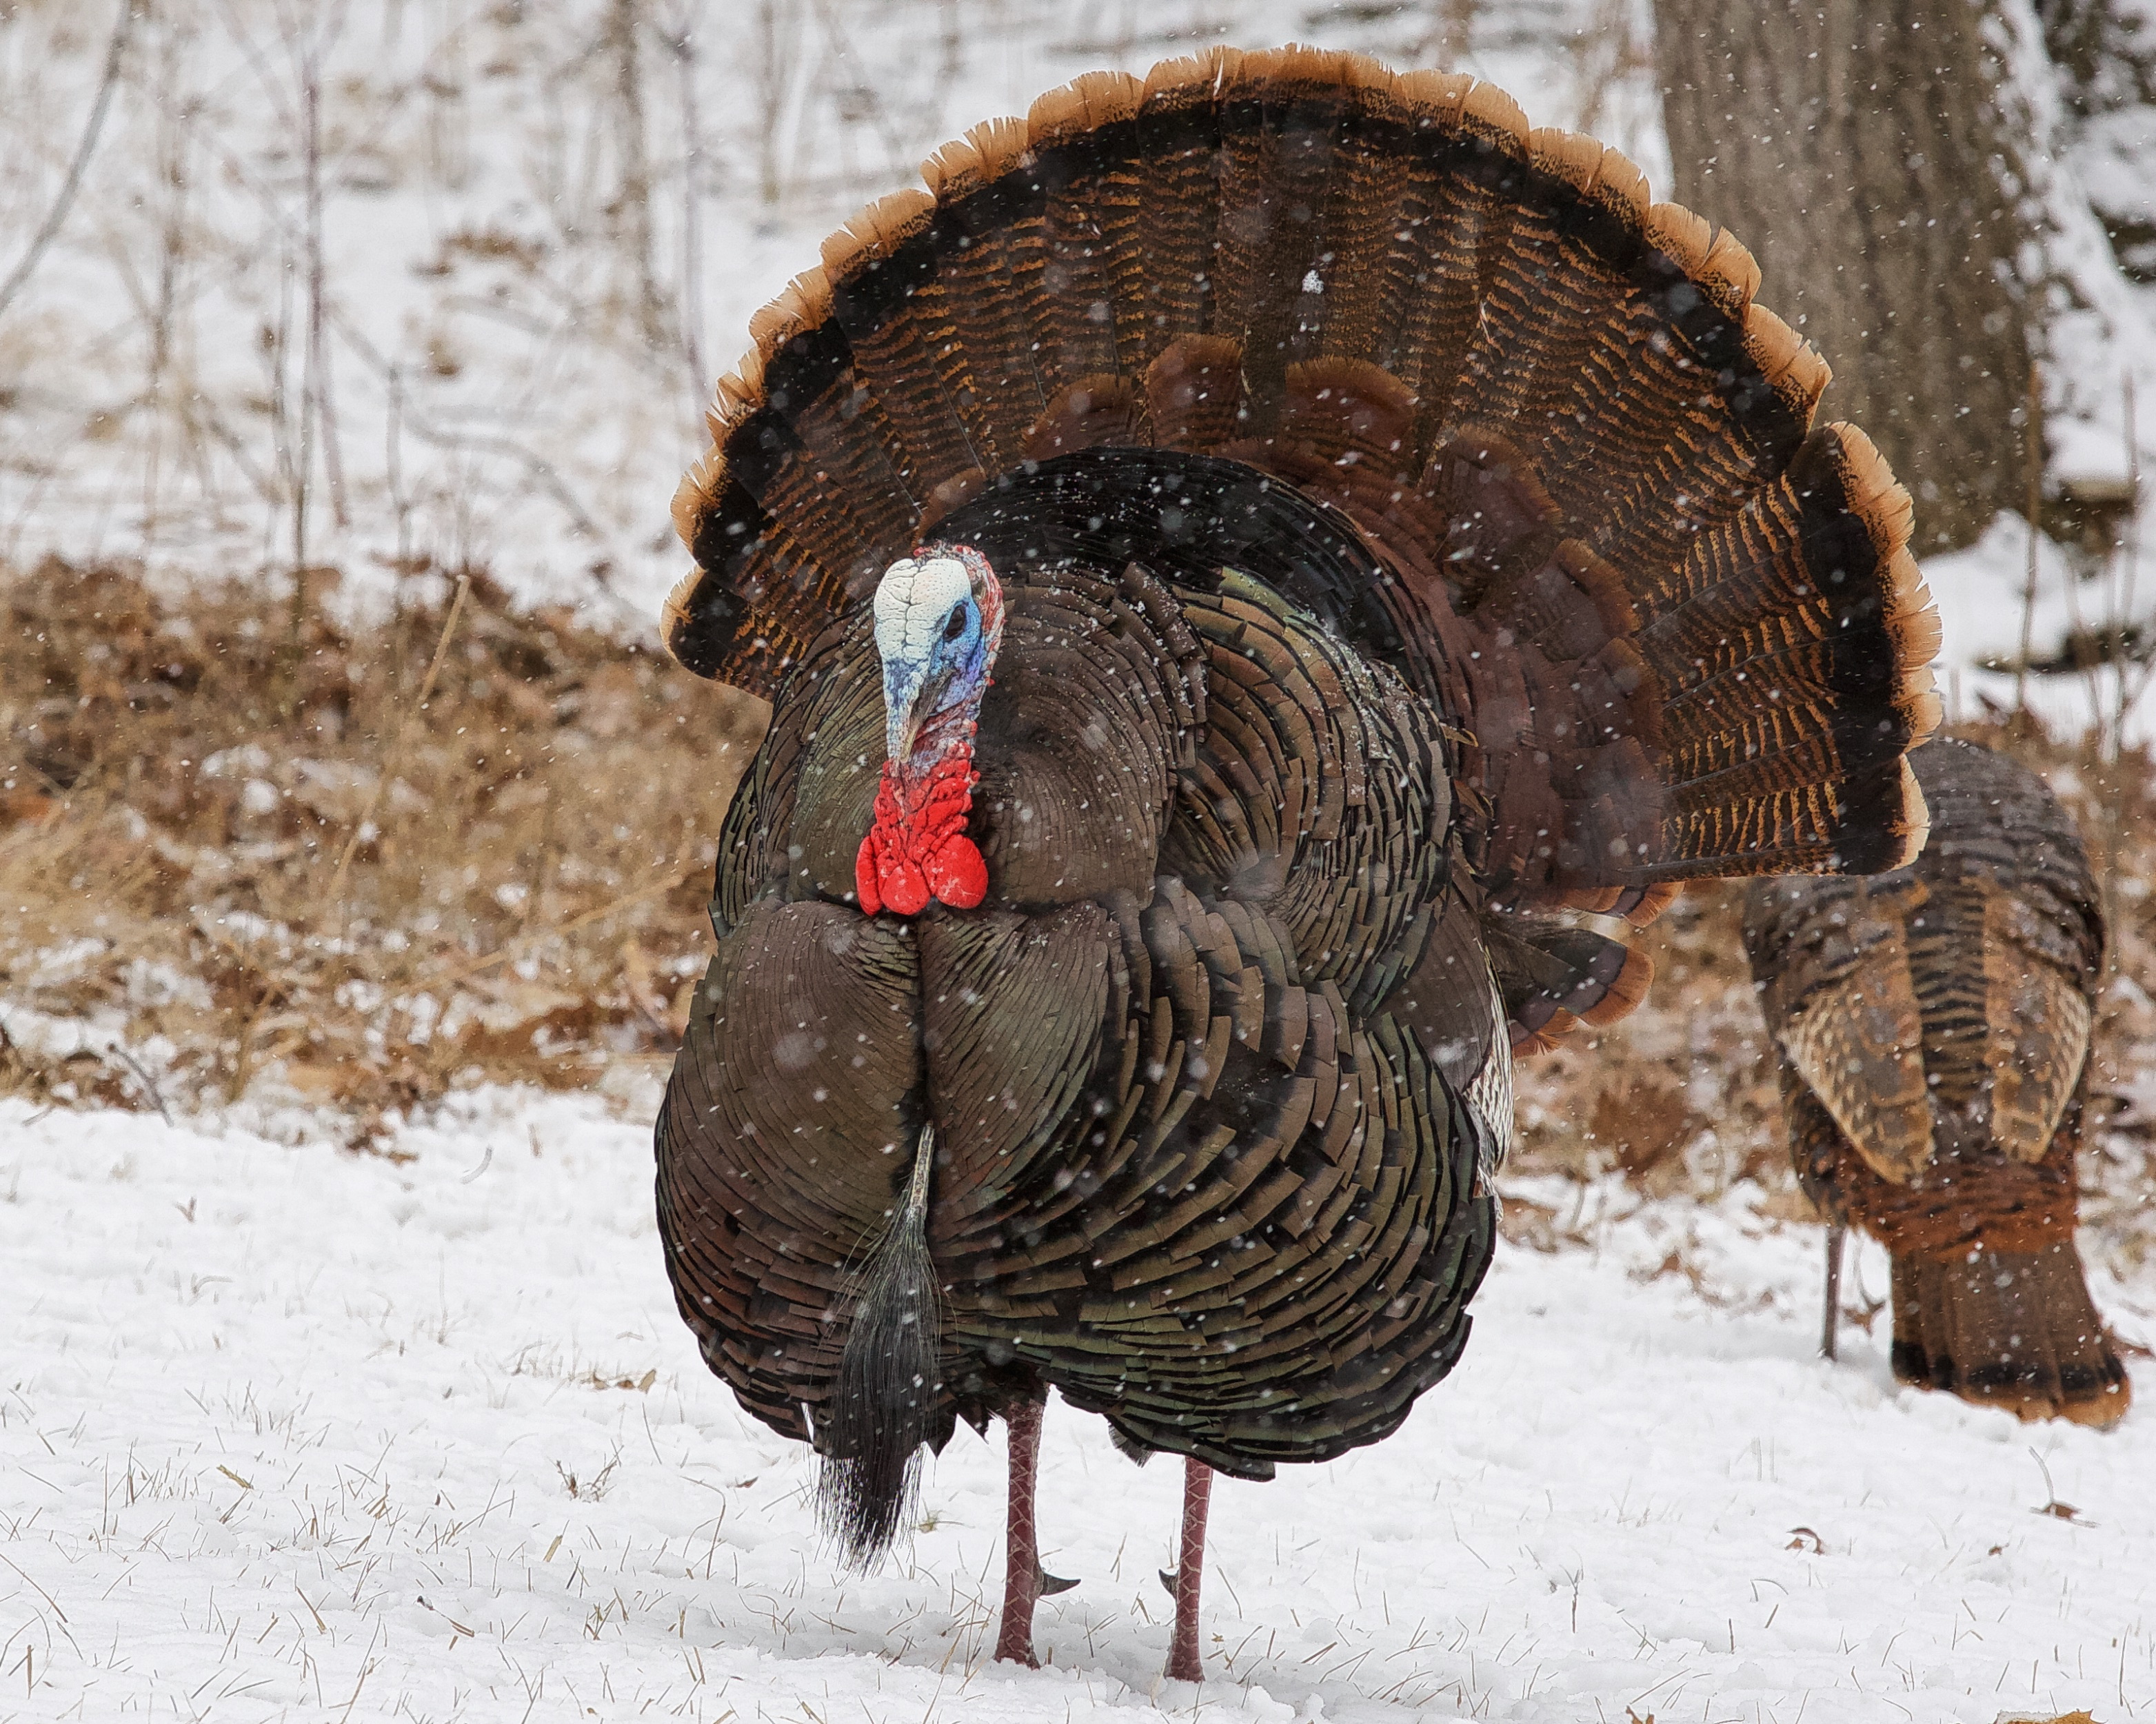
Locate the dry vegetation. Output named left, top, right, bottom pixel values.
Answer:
left=6, top=551, right=2153, bottom=1298
left=0, top=560, right=762, bottom=1144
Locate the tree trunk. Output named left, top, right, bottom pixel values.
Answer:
left=1653, top=0, right=2041, bottom=552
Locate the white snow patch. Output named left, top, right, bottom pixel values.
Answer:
left=1, top=1095, right=2149, bottom=1719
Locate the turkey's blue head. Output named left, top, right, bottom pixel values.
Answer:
left=871, top=544, right=1004, bottom=767
left=856, top=542, right=1004, bottom=917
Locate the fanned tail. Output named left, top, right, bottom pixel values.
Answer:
left=665, top=45, right=1941, bottom=997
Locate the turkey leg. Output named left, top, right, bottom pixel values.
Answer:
left=1820, top=1219, right=1846, bottom=1361
left=1164, top=1457, right=1213, bottom=1682
left=993, top=1398, right=1048, bottom=1665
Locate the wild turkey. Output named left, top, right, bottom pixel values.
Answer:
left=1744, top=738, right=2130, bottom=1428
left=655, top=45, right=1941, bottom=1678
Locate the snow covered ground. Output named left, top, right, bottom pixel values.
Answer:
left=5, top=1090, right=2150, bottom=1722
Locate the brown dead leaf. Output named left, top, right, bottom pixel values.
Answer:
left=0, top=789, right=60, bottom=831
left=281, top=1061, right=351, bottom=1100
left=1587, top=1071, right=1702, bottom=1182
left=621, top=936, right=683, bottom=1040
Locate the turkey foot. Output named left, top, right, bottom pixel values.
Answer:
left=1164, top=1458, right=1213, bottom=1682
left=993, top=1398, right=1050, bottom=1665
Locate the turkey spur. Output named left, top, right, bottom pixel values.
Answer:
left=655, top=46, right=1941, bottom=1677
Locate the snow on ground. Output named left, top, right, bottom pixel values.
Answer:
left=4, top=1092, right=2150, bottom=1722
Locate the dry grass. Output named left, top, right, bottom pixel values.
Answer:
left=0, top=559, right=763, bottom=1142
left=5, top=563, right=2154, bottom=1292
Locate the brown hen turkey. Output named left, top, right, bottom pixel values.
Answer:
left=654, top=45, right=1942, bottom=1679
left=1744, top=738, right=2130, bottom=1429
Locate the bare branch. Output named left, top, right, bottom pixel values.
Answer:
left=0, top=0, right=140, bottom=322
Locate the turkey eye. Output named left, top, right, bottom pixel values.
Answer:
left=943, top=605, right=969, bottom=642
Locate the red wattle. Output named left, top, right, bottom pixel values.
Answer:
left=878, top=853, right=931, bottom=915
left=856, top=750, right=985, bottom=917
left=925, top=834, right=987, bottom=908
left=855, top=835, right=883, bottom=916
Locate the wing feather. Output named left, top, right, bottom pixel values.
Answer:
left=1774, top=901, right=1931, bottom=1184
left=1983, top=884, right=2093, bottom=1164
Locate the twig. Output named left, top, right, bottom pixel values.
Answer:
left=605, top=0, right=669, bottom=350
left=0, top=0, right=138, bottom=321
left=292, top=0, right=352, bottom=527
left=654, top=1, right=709, bottom=397
left=2122, top=372, right=2142, bottom=670
left=2015, top=363, right=2043, bottom=718
left=110, top=1047, right=173, bottom=1127
left=321, top=574, right=472, bottom=922
left=2113, top=372, right=2154, bottom=744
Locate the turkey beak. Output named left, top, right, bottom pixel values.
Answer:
left=883, top=658, right=953, bottom=765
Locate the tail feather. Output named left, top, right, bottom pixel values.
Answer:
left=1483, top=912, right=1655, bottom=1052
left=667, top=44, right=1935, bottom=902
left=1031, top=70, right=1143, bottom=382
left=667, top=45, right=1850, bottom=693
left=824, top=190, right=987, bottom=503
left=1890, top=1244, right=2132, bottom=1430
left=1441, top=128, right=1620, bottom=469
left=918, top=118, right=1047, bottom=472
left=1649, top=424, right=1939, bottom=875
left=1211, top=51, right=1364, bottom=432
left=1392, top=83, right=1532, bottom=440
left=1133, top=56, right=1230, bottom=363
left=818, top=1126, right=946, bottom=1567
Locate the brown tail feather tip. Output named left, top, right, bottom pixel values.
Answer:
left=1578, top=944, right=1655, bottom=1028
left=670, top=457, right=720, bottom=560
left=712, top=365, right=761, bottom=429
left=1027, top=67, right=1144, bottom=143
left=1821, top=419, right=1946, bottom=751
left=1642, top=202, right=1713, bottom=284
left=1702, top=228, right=1762, bottom=312
left=1884, top=760, right=1932, bottom=872
left=660, top=564, right=703, bottom=660
left=920, top=116, right=1031, bottom=197
left=1743, top=302, right=1831, bottom=420
left=1527, top=127, right=1606, bottom=196
left=1528, top=126, right=1638, bottom=204
left=1892, top=1247, right=2133, bottom=1430
left=1620, top=882, right=1682, bottom=929
left=1141, top=45, right=1244, bottom=105
left=748, top=270, right=833, bottom=368
left=1391, top=67, right=1475, bottom=125
left=1456, top=77, right=1528, bottom=141
left=818, top=187, right=936, bottom=284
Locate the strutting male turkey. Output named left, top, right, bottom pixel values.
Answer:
left=655, top=45, right=1942, bottom=1678
left=1744, top=739, right=2130, bottom=1428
